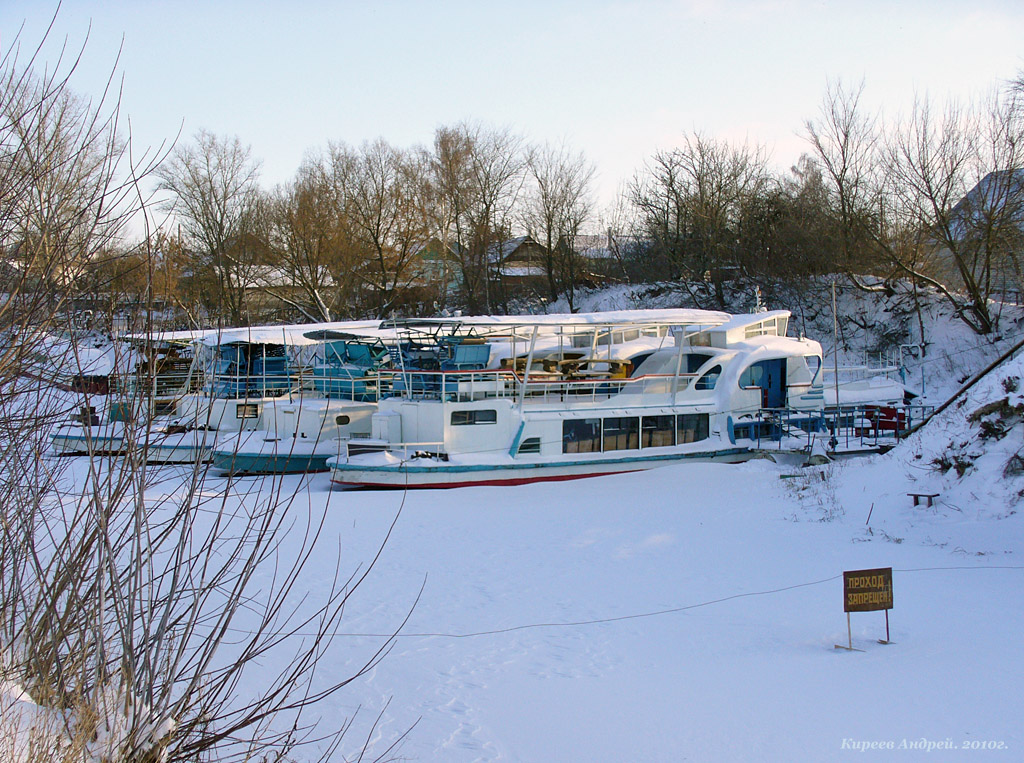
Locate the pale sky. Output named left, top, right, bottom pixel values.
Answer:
left=3, top=0, right=1024, bottom=219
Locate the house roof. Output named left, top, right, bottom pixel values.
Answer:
left=949, top=169, right=1024, bottom=239
left=486, top=235, right=534, bottom=264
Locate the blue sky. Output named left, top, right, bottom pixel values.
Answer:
left=3, top=1, right=1023, bottom=214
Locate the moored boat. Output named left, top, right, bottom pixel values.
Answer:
left=211, top=397, right=376, bottom=473
left=327, top=309, right=826, bottom=488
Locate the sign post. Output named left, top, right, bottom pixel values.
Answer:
left=836, top=567, right=893, bottom=650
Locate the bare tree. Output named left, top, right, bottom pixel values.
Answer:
left=881, top=90, right=1024, bottom=334
left=804, top=78, right=885, bottom=281
left=426, top=127, right=472, bottom=312
left=630, top=132, right=768, bottom=307
left=522, top=142, right=596, bottom=309
left=429, top=123, right=526, bottom=313
left=156, top=130, right=262, bottom=326
left=0, top=28, right=159, bottom=380
left=344, top=139, right=431, bottom=318
left=265, top=157, right=359, bottom=322
left=1, top=20, right=407, bottom=763
left=806, top=79, right=1024, bottom=335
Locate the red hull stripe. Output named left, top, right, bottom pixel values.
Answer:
left=330, top=467, right=647, bottom=489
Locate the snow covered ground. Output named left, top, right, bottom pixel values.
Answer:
left=251, top=289, right=1024, bottom=760
left=11, top=286, right=1023, bottom=760
left=277, top=447, right=1018, bottom=761
left=183, top=332, right=1022, bottom=760
left=12, top=447, right=1022, bottom=760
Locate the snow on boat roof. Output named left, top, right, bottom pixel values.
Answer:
left=200, top=321, right=383, bottom=347
left=121, top=329, right=210, bottom=344
left=126, top=320, right=383, bottom=347
left=127, top=309, right=732, bottom=348
left=389, top=308, right=731, bottom=330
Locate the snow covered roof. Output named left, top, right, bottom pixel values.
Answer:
left=486, top=236, right=535, bottom=264
left=216, top=265, right=335, bottom=290
left=701, top=310, right=791, bottom=346
left=578, top=246, right=616, bottom=261
left=429, top=308, right=731, bottom=330
left=499, top=265, right=546, bottom=277
left=948, top=169, right=1024, bottom=239
left=199, top=320, right=383, bottom=347
left=126, top=320, right=384, bottom=347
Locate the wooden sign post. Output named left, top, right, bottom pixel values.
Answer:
left=836, top=567, right=893, bottom=650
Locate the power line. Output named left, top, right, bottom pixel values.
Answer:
left=219, top=564, right=1024, bottom=642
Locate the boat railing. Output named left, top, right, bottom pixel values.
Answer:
left=377, top=367, right=701, bottom=403
left=342, top=439, right=446, bottom=462
left=822, top=352, right=902, bottom=383
left=824, top=402, right=934, bottom=451
left=108, top=369, right=201, bottom=400
left=203, top=370, right=313, bottom=400
left=514, top=371, right=697, bottom=403
left=308, top=364, right=389, bottom=402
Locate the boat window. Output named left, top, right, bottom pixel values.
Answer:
left=518, top=437, right=541, bottom=454
left=641, top=415, right=675, bottom=448
left=686, top=353, right=714, bottom=373
left=236, top=403, right=260, bottom=419
left=694, top=364, right=722, bottom=390
left=563, top=418, right=601, bottom=453
left=603, top=416, right=639, bottom=451
left=628, top=352, right=654, bottom=376
left=451, top=409, right=497, bottom=426
left=805, top=355, right=821, bottom=383
left=335, top=415, right=350, bottom=425
left=739, top=364, right=765, bottom=389
left=677, top=413, right=709, bottom=443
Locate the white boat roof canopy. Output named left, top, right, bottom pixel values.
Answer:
left=124, top=308, right=766, bottom=349
left=686, top=311, right=791, bottom=348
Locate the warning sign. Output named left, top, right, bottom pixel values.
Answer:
left=843, top=567, right=893, bottom=612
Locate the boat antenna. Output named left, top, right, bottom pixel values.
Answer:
left=830, top=281, right=840, bottom=451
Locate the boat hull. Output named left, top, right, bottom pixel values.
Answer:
left=143, top=430, right=217, bottom=464
left=50, top=425, right=126, bottom=456
left=211, top=431, right=346, bottom=475
left=212, top=449, right=333, bottom=474
left=327, top=447, right=751, bottom=489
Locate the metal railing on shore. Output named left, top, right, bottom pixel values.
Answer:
left=738, top=402, right=935, bottom=453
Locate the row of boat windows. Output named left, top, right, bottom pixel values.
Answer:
left=562, top=414, right=710, bottom=454
left=234, top=403, right=352, bottom=426
left=449, top=409, right=710, bottom=453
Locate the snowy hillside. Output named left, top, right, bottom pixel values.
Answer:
left=834, top=350, right=1024, bottom=539
left=545, top=279, right=1024, bottom=404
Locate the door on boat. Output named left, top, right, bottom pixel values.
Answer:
left=741, top=358, right=787, bottom=409
left=761, top=358, right=787, bottom=408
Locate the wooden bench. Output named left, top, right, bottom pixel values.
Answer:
left=908, top=492, right=940, bottom=507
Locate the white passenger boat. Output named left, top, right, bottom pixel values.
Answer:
left=142, top=332, right=314, bottom=463
left=211, top=397, right=377, bottom=473
left=326, top=310, right=826, bottom=488
left=50, top=337, right=197, bottom=456
left=208, top=330, right=394, bottom=474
